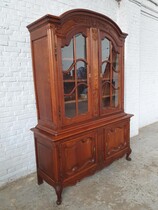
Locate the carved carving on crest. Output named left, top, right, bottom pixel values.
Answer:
left=92, top=28, right=98, bottom=41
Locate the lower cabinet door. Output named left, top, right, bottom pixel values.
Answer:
left=104, top=121, right=129, bottom=159
left=60, top=131, right=97, bottom=180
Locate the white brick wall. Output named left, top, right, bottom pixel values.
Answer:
left=139, top=3, right=158, bottom=127
left=0, top=0, right=158, bottom=186
left=0, top=0, right=119, bottom=188
left=117, top=0, right=141, bottom=137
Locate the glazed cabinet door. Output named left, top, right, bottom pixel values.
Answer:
left=99, top=31, right=123, bottom=116
left=60, top=131, right=97, bottom=181
left=103, top=121, right=129, bottom=160
left=58, top=29, right=93, bottom=125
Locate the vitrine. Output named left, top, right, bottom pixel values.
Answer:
left=27, top=9, right=133, bottom=205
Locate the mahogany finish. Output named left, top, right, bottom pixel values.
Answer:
left=27, top=9, right=133, bottom=205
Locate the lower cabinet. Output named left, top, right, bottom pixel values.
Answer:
left=33, top=119, right=131, bottom=205
left=104, top=122, right=129, bottom=161
left=60, top=131, right=97, bottom=182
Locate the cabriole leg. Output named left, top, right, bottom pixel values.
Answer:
left=126, top=148, right=132, bottom=161
left=55, top=185, right=63, bottom=205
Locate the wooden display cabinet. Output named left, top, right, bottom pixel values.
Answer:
left=27, top=9, right=133, bottom=205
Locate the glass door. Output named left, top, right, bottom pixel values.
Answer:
left=61, top=33, right=91, bottom=123
left=100, top=33, right=121, bottom=115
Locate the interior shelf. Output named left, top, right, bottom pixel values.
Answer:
left=64, top=98, right=88, bottom=104
left=64, top=79, right=87, bottom=82
left=102, top=94, right=116, bottom=98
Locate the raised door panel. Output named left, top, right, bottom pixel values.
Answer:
left=60, top=132, right=97, bottom=180
left=104, top=122, right=129, bottom=159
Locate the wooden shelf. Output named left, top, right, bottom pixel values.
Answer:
left=64, top=79, right=87, bottom=82
left=64, top=98, right=88, bottom=104
left=102, top=94, right=116, bottom=99
left=101, top=78, right=110, bottom=81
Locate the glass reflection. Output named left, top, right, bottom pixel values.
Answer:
left=112, top=50, right=119, bottom=72
left=102, top=38, right=110, bottom=61
left=64, top=82, right=75, bottom=101
left=77, top=62, right=87, bottom=80
left=64, top=82, right=76, bottom=118
left=102, top=82, right=110, bottom=108
left=76, top=34, right=86, bottom=59
left=101, top=38, right=110, bottom=78
left=78, top=84, right=88, bottom=114
left=62, top=39, right=73, bottom=71
left=112, top=89, right=118, bottom=107
left=112, top=50, right=119, bottom=108
left=112, top=72, right=118, bottom=88
left=65, top=103, right=76, bottom=118
left=102, top=62, right=110, bottom=78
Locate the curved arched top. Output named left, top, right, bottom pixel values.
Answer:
left=27, top=9, right=127, bottom=41
left=59, top=9, right=127, bottom=38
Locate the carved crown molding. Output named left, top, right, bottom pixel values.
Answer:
left=27, top=9, right=127, bottom=39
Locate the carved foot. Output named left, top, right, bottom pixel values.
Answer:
left=37, top=174, right=43, bottom=185
left=56, top=199, right=62, bottom=205
left=126, top=149, right=132, bottom=161
left=55, top=185, right=63, bottom=205
left=126, top=155, right=131, bottom=161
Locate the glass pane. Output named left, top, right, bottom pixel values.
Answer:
left=112, top=71, right=119, bottom=88
left=101, top=38, right=110, bottom=78
left=62, top=33, right=89, bottom=119
left=78, top=100, right=88, bottom=114
left=112, top=89, right=119, bottom=107
left=77, top=60, right=88, bottom=114
left=76, top=34, right=86, bottom=59
left=102, top=82, right=110, bottom=108
left=62, top=39, right=73, bottom=71
left=102, top=38, right=110, bottom=61
left=102, top=62, right=110, bottom=78
left=100, top=36, right=120, bottom=110
left=77, top=62, right=87, bottom=80
left=65, top=103, right=76, bottom=118
left=112, top=50, right=119, bottom=108
left=64, top=82, right=76, bottom=118
left=78, top=83, right=88, bottom=114
left=63, top=69, right=74, bottom=80
left=78, top=83, right=88, bottom=97
left=64, top=82, right=75, bottom=101
left=112, top=50, right=119, bottom=72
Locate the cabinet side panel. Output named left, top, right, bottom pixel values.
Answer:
left=32, top=36, right=53, bottom=124
left=35, top=135, right=58, bottom=182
